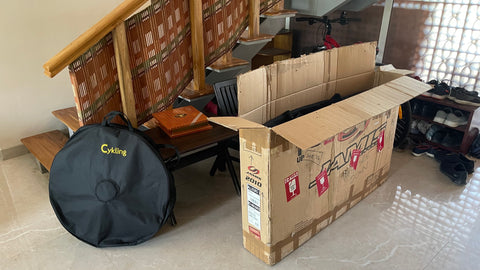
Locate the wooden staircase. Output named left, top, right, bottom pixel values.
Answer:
left=21, top=0, right=297, bottom=173
left=21, top=130, right=68, bottom=173
left=21, top=108, right=78, bottom=172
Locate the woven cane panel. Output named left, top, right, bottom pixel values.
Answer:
left=68, top=33, right=121, bottom=126
left=202, top=0, right=249, bottom=65
left=126, top=0, right=193, bottom=124
left=260, top=0, right=282, bottom=13
left=69, top=0, right=282, bottom=126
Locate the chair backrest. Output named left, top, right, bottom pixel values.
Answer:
left=213, top=79, right=238, bottom=116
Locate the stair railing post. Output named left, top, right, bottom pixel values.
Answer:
left=113, top=23, right=138, bottom=128
left=248, top=0, right=260, bottom=38
left=189, top=0, right=206, bottom=92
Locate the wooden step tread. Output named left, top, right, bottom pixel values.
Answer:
left=261, top=9, right=297, bottom=18
left=207, top=57, right=249, bottom=72
left=21, top=130, right=68, bottom=171
left=239, top=34, right=274, bottom=45
left=179, top=85, right=214, bottom=101
left=257, top=48, right=291, bottom=57
left=52, top=107, right=80, bottom=132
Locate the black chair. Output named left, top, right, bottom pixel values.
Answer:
left=210, top=79, right=240, bottom=190
left=214, top=78, right=238, bottom=117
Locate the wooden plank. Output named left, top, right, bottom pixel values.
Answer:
left=257, top=48, right=291, bottom=57
left=208, top=52, right=249, bottom=72
left=113, top=23, right=138, bottom=128
left=189, top=0, right=206, bottom=91
left=249, top=0, right=260, bottom=38
left=180, top=85, right=214, bottom=100
left=21, top=131, right=69, bottom=171
left=262, top=9, right=297, bottom=17
left=43, top=0, right=149, bottom=78
left=239, top=33, right=274, bottom=44
left=52, top=107, right=81, bottom=132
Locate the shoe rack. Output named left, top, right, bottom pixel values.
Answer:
left=411, top=95, right=480, bottom=154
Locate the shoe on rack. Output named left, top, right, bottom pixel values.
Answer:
left=421, top=89, right=434, bottom=97
left=433, top=108, right=452, bottom=124
left=431, top=129, right=448, bottom=144
left=450, top=87, right=480, bottom=106
left=421, top=80, right=438, bottom=97
left=411, top=100, right=423, bottom=115
left=426, top=125, right=442, bottom=141
left=421, top=103, right=437, bottom=118
left=440, top=130, right=463, bottom=148
left=410, top=120, right=419, bottom=134
left=416, top=120, right=431, bottom=135
left=428, top=79, right=438, bottom=85
left=411, top=144, right=431, bottom=157
left=448, top=87, right=474, bottom=101
left=443, top=110, right=468, bottom=127
left=430, top=82, right=451, bottom=100
left=439, top=158, right=468, bottom=185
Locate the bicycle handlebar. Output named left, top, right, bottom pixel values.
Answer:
left=295, top=12, right=360, bottom=26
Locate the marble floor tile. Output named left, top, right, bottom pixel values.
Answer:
left=1, top=150, right=479, bottom=269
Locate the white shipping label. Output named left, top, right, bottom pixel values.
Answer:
left=247, top=184, right=261, bottom=230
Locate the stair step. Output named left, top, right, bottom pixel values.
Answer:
left=239, top=33, right=274, bottom=45
left=261, top=9, right=297, bottom=18
left=52, top=107, right=80, bottom=132
left=21, top=130, right=69, bottom=171
left=207, top=57, right=249, bottom=72
left=257, top=48, right=291, bottom=57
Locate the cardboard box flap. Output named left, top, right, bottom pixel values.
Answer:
left=336, top=42, right=377, bottom=79
left=379, top=64, right=413, bottom=75
left=384, top=76, right=432, bottom=97
left=237, top=67, right=269, bottom=117
left=208, top=117, right=265, bottom=131
left=367, top=84, right=417, bottom=106
left=271, top=77, right=426, bottom=150
left=271, top=103, right=368, bottom=150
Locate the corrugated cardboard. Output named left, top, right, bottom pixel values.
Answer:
left=209, top=42, right=431, bottom=265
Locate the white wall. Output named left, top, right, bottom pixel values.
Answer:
left=0, top=0, right=126, bottom=150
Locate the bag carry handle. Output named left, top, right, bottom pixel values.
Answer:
left=102, top=111, right=134, bottom=132
left=158, top=143, right=181, bottom=170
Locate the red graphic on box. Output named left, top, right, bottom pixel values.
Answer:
left=350, top=149, right=361, bottom=170
left=315, top=170, right=329, bottom=197
left=249, top=226, right=261, bottom=240
left=248, top=166, right=260, bottom=174
left=284, top=171, right=300, bottom=202
left=324, top=136, right=334, bottom=145
left=377, top=130, right=385, bottom=152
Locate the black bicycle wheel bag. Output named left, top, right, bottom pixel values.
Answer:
left=49, top=111, right=176, bottom=247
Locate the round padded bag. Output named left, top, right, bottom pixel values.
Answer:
left=49, top=112, right=175, bottom=247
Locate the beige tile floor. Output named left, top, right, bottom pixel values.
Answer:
left=1, top=150, right=479, bottom=270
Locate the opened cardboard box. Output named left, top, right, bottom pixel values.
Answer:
left=210, top=42, right=431, bottom=265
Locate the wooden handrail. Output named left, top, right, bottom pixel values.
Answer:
left=43, top=0, right=149, bottom=78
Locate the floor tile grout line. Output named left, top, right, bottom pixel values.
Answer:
left=422, top=240, right=450, bottom=270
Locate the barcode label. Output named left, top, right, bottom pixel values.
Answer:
left=247, top=184, right=261, bottom=230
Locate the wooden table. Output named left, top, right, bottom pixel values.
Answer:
left=144, top=123, right=240, bottom=195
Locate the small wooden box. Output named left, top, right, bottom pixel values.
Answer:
left=152, top=106, right=212, bottom=138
